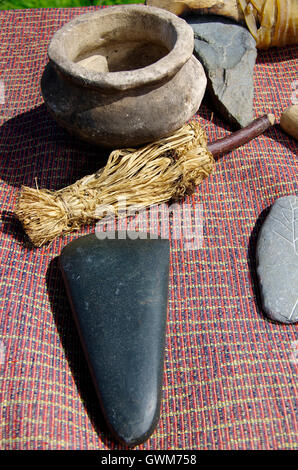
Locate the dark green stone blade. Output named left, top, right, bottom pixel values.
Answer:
left=59, top=233, right=169, bottom=446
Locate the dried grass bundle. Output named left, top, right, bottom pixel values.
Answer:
left=16, top=121, right=214, bottom=247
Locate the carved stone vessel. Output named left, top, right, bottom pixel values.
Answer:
left=41, top=5, right=206, bottom=148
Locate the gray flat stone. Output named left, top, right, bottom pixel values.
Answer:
left=256, top=196, right=298, bottom=324
left=187, top=15, right=257, bottom=128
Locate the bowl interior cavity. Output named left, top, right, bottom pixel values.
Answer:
left=75, top=40, right=170, bottom=74
left=63, top=11, right=177, bottom=74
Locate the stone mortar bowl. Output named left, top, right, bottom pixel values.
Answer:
left=41, top=5, right=207, bottom=148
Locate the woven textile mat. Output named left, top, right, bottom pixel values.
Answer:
left=0, top=6, right=297, bottom=450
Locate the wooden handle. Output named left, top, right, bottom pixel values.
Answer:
left=207, top=114, right=275, bottom=158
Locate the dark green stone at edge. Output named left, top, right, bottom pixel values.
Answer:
left=60, top=233, right=170, bottom=446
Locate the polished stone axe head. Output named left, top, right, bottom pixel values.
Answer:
left=59, top=233, right=170, bottom=446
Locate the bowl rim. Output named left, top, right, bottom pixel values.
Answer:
left=48, top=4, right=194, bottom=91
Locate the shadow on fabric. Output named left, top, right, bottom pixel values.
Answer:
left=0, top=104, right=110, bottom=246
left=1, top=210, right=34, bottom=249
left=256, top=45, right=298, bottom=64
left=247, top=203, right=277, bottom=323
left=266, top=123, right=298, bottom=155
left=0, top=104, right=110, bottom=189
left=46, top=256, right=131, bottom=450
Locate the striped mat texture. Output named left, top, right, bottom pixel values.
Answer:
left=0, top=6, right=297, bottom=450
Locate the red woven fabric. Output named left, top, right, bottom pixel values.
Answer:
left=0, top=6, right=297, bottom=450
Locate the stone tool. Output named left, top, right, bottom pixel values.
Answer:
left=60, top=233, right=170, bottom=446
